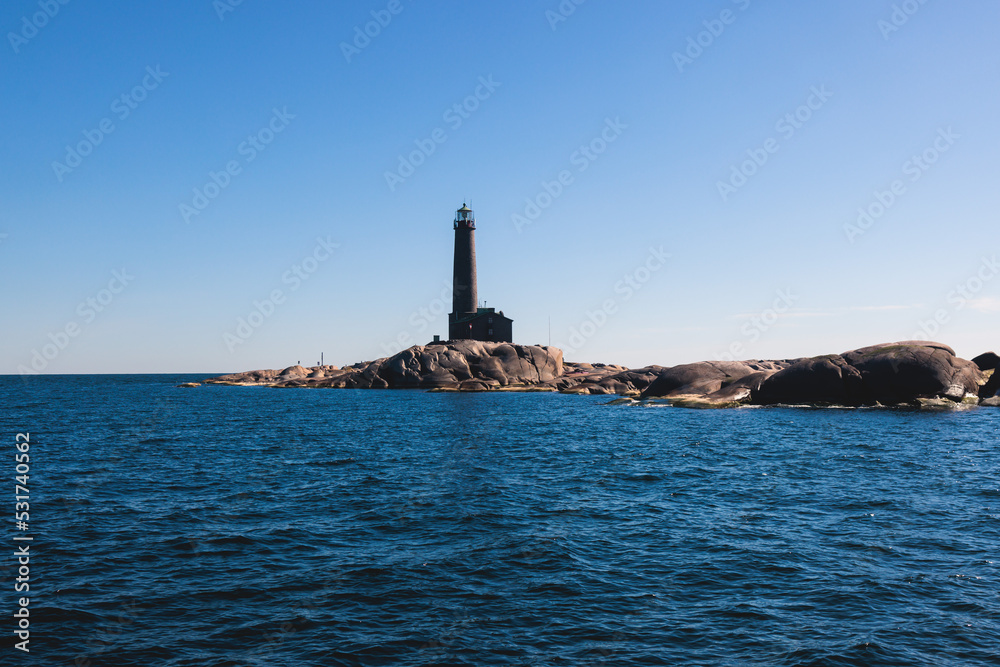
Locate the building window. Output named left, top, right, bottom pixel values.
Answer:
left=488, top=329, right=493, bottom=336
left=488, top=317, right=493, bottom=324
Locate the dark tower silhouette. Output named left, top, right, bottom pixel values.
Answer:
left=447, top=203, right=513, bottom=342
left=451, top=204, right=477, bottom=317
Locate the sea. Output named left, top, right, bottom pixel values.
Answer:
left=2, top=374, right=998, bottom=666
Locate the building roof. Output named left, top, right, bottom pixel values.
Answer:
left=452, top=308, right=513, bottom=325
left=457, top=204, right=472, bottom=212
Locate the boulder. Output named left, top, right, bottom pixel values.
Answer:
left=979, top=372, right=1000, bottom=400
left=841, top=341, right=982, bottom=404
left=605, top=367, right=665, bottom=393
left=754, top=355, right=864, bottom=405
left=704, top=371, right=774, bottom=404
left=553, top=365, right=663, bottom=396
left=641, top=361, right=759, bottom=399
left=752, top=342, right=983, bottom=406
left=972, top=352, right=1000, bottom=371
left=316, top=341, right=566, bottom=390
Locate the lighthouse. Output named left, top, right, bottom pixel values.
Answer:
left=452, top=204, right=477, bottom=317
left=447, top=203, right=513, bottom=342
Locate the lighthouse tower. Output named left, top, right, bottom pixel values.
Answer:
left=447, top=203, right=513, bottom=342
left=451, top=204, right=478, bottom=317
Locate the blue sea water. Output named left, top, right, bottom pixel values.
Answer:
left=1, top=374, right=998, bottom=666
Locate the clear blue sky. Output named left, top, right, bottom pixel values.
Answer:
left=2, top=0, right=998, bottom=373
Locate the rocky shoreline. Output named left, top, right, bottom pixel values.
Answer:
left=201, top=340, right=1000, bottom=409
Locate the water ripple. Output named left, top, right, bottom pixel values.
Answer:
left=1, top=376, right=998, bottom=665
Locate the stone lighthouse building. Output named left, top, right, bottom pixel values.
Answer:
left=448, top=203, right=513, bottom=342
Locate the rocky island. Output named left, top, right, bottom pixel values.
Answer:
left=203, top=340, right=1000, bottom=410
left=202, top=206, right=998, bottom=409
